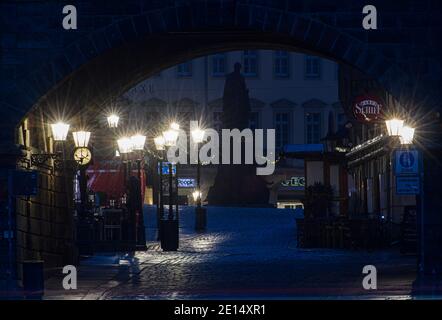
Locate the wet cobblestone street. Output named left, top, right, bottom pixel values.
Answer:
left=45, top=207, right=417, bottom=300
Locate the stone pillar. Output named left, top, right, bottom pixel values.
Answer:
left=0, top=139, right=26, bottom=288
left=420, top=148, right=442, bottom=275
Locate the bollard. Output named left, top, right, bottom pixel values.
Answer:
left=160, top=219, right=179, bottom=251
left=195, top=207, right=207, bottom=231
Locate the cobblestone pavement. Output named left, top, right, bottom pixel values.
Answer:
left=44, top=206, right=420, bottom=300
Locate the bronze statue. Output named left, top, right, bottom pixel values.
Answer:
left=207, top=63, right=270, bottom=206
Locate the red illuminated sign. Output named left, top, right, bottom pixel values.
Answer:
left=352, top=95, right=384, bottom=123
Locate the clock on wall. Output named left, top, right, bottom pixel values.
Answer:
left=73, top=147, right=92, bottom=166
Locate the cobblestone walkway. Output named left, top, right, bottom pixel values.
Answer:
left=44, top=206, right=418, bottom=300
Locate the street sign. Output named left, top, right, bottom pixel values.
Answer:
left=394, top=149, right=419, bottom=175
left=178, top=178, right=195, bottom=188
left=396, top=176, right=420, bottom=195
left=158, top=162, right=176, bottom=176
left=10, top=170, right=38, bottom=196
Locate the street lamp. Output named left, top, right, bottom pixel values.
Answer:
left=170, top=122, right=180, bottom=131
left=163, top=129, right=179, bottom=147
left=154, top=136, right=166, bottom=151
left=51, top=122, right=70, bottom=141
left=107, top=114, right=119, bottom=128
left=154, top=135, right=166, bottom=241
left=399, top=126, right=415, bottom=145
left=72, top=131, right=91, bottom=148
left=191, top=126, right=206, bottom=231
left=117, top=137, right=133, bottom=154
left=130, top=134, right=147, bottom=249
left=192, top=190, right=202, bottom=202
left=131, top=134, right=146, bottom=151
left=72, top=131, right=92, bottom=221
left=159, top=123, right=180, bottom=251
left=385, top=118, right=404, bottom=136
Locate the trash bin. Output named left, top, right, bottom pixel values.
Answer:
left=22, top=260, right=44, bottom=299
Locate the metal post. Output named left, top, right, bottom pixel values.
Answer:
left=168, top=162, right=173, bottom=220
left=127, top=160, right=132, bottom=181
left=385, top=149, right=392, bottom=244
left=79, top=166, right=87, bottom=219
left=136, top=158, right=146, bottom=248
left=122, top=160, right=127, bottom=187
left=197, top=142, right=201, bottom=208
left=159, top=155, right=164, bottom=218
left=175, top=163, right=179, bottom=221
left=157, top=157, right=163, bottom=241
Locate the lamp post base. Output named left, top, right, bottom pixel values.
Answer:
left=195, top=207, right=207, bottom=231
left=160, top=219, right=179, bottom=251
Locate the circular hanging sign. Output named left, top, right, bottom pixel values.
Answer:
left=352, top=95, right=384, bottom=123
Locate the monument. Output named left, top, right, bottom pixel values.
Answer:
left=207, top=63, right=270, bottom=206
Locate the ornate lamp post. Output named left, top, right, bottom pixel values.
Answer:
left=72, top=131, right=92, bottom=220
left=117, top=136, right=133, bottom=183
left=160, top=123, right=180, bottom=251
left=191, top=126, right=207, bottom=231
left=117, top=136, right=135, bottom=243
left=384, top=118, right=417, bottom=245
left=154, top=135, right=166, bottom=240
left=131, top=134, right=147, bottom=250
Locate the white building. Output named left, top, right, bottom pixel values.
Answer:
left=122, top=50, right=346, bottom=207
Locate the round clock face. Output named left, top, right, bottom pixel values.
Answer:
left=74, top=147, right=92, bottom=166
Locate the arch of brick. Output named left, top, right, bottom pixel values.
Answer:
left=1, top=0, right=440, bottom=141
left=1, top=0, right=442, bottom=278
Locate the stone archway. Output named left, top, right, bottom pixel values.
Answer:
left=3, top=0, right=440, bottom=138
left=1, top=0, right=441, bottom=279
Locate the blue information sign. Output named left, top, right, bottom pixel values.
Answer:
left=396, top=176, right=420, bottom=195
left=394, top=149, right=419, bottom=175
left=157, top=162, right=176, bottom=175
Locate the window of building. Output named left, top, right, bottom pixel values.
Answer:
left=177, top=61, right=192, bottom=77
left=305, top=55, right=321, bottom=79
left=274, top=51, right=290, bottom=78
left=305, top=112, right=322, bottom=144
left=249, top=112, right=260, bottom=130
left=242, top=50, right=258, bottom=77
left=274, top=112, right=290, bottom=150
left=212, top=53, right=226, bottom=76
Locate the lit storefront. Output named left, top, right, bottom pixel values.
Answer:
left=339, top=65, right=418, bottom=251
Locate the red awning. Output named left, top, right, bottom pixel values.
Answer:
left=86, top=161, right=146, bottom=202
left=87, top=162, right=126, bottom=199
